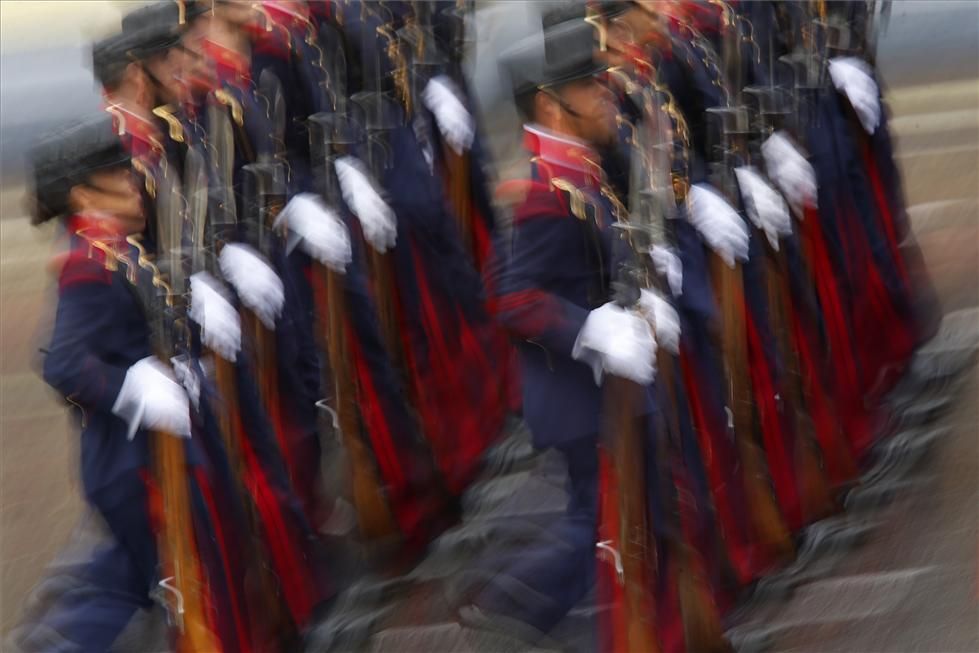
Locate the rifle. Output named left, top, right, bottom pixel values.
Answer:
left=582, top=30, right=667, bottom=645
left=244, top=68, right=291, bottom=479
left=400, top=5, right=476, bottom=259
left=702, top=4, right=794, bottom=560
left=613, top=55, right=730, bottom=649
left=346, top=13, right=404, bottom=365
left=592, top=199, right=661, bottom=653
left=308, top=112, right=398, bottom=541
left=125, top=146, right=219, bottom=653
left=744, top=77, right=835, bottom=518
left=197, top=96, right=301, bottom=645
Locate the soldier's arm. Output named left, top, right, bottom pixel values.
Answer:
left=490, top=190, right=590, bottom=359
left=42, top=256, right=128, bottom=415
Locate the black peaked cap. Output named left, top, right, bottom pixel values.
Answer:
left=30, top=114, right=131, bottom=224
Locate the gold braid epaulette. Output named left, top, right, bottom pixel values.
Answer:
left=126, top=235, right=175, bottom=308
left=152, top=105, right=185, bottom=143
left=378, top=24, right=411, bottom=114
left=213, top=90, right=244, bottom=127
left=131, top=159, right=157, bottom=199
left=73, top=228, right=143, bottom=286
left=549, top=178, right=590, bottom=223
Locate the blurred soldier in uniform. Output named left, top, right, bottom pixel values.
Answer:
left=459, top=9, right=661, bottom=643
left=21, top=116, right=194, bottom=652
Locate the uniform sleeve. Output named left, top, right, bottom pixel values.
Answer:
left=42, top=257, right=128, bottom=415
left=489, top=194, right=591, bottom=360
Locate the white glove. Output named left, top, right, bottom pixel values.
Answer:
left=188, top=272, right=241, bottom=362
left=734, top=166, right=793, bottom=251
left=275, top=193, right=352, bottom=272
left=573, top=302, right=657, bottom=385
left=687, top=184, right=750, bottom=268
left=422, top=75, right=475, bottom=155
left=649, top=244, right=683, bottom=298
left=828, top=57, right=881, bottom=134
left=112, top=357, right=192, bottom=440
left=335, top=156, right=397, bottom=253
left=638, top=288, right=681, bottom=354
left=760, top=131, right=817, bottom=218
left=218, top=243, right=285, bottom=330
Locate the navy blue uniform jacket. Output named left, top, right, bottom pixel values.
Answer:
left=43, top=218, right=154, bottom=496
left=493, top=126, right=655, bottom=449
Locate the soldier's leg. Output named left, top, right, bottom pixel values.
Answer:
left=32, top=475, right=156, bottom=652
left=470, top=435, right=599, bottom=635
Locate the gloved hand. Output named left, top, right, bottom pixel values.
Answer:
left=638, top=288, right=681, bottom=354
left=573, top=302, right=657, bottom=385
left=734, top=166, right=793, bottom=250
left=112, top=357, right=192, bottom=440
left=760, top=131, right=817, bottom=218
left=687, top=184, right=750, bottom=268
left=828, top=57, right=881, bottom=134
left=649, top=244, right=683, bottom=298
left=336, top=156, right=397, bottom=253
left=422, top=75, right=475, bottom=155
left=218, top=243, right=285, bottom=330
left=188, top=271, right=241, bottom=362
left=276, top=193, right=352, bottom=272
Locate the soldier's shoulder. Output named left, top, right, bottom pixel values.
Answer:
left=56, top=248, right=115, bottom=290
left=497, top=179, right=571, bottom=225
left=55, top=228, right=124, bottom=290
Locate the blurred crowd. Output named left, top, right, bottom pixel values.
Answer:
left=12, top=1, right=955, bottom=652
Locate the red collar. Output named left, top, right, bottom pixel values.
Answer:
left=523, top=125, right=604, bottom=187
left=104, top=104, right=163, bottom=161
left=66, top=213, right=127, bottom=243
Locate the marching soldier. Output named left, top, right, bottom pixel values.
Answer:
left=336, top=0, right=510, bottom=498
left=23, top=115, right=204, bottom=652
left=460, top=8, right=673, bottom=648
left=596, top=2, right=745, bottom=640
left=600, top=1, right=797, bottom=597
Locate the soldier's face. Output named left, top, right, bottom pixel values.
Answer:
left=145, top=51, right=189, bottom=106
left=76, top=168, right=145, bottom=234
left=556, top=77, right=618, bottom=146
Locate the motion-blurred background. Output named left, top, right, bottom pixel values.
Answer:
left=1, top=1, right=976, bottom=648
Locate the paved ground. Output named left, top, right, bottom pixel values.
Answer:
left=1, top=2, right=976, bottom=649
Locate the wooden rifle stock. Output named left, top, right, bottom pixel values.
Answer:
left=210, top=353, right=293, bottom=648
left=442, top=146, right=474, bottom=259
left=656, top=350, right=729, bottom=653
left=316, top=263, right=398, bottom=540
left=368, top=249, right=404, bottom=368
left=602, top=375, right=661, bottom=653
left=244, top=308, right=292, bottom=473
left=152, top=428, right=221, bottom=653
left=763, top=245, right=835, bottom=518
left=710, top=257, right=793, bottom=560
left=117, top=233, right=219, bottom=652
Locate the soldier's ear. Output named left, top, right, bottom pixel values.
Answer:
left=534, top=90, right=561, bottom=127
left=67, top=184, right=95, bottom=214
